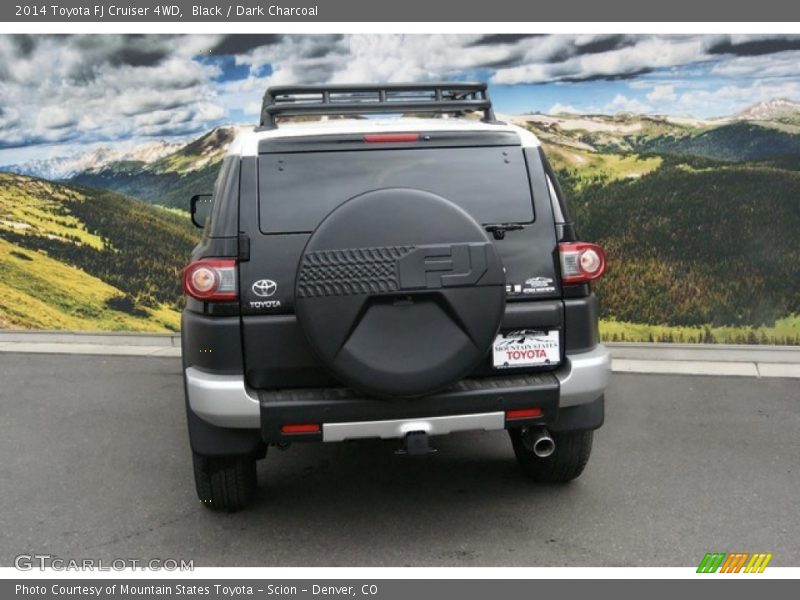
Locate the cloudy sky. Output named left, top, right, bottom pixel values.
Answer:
left=2, top=33, right=800, bottom=163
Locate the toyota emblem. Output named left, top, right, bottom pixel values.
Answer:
left=252, top=279, right=277, bottom=297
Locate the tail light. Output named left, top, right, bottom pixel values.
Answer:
left=506, top=408, right=543, bottom=420
left=558, top=242, right=607, bottom=284
left=281, top=423, right=321, bottom=435
left=182, top=259, right=237, bottom=301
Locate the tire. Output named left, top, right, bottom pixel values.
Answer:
left=192, top=452, right=258, bottom=512
left=509, top=428, right=593, bottom=483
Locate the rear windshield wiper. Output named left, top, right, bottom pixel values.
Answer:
left=485, top=223, right=524, bottom=240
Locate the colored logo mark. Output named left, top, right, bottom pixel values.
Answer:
left=697, top=552, right=773, bottom=573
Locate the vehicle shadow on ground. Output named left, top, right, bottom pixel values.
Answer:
left=222, top=433, right=594, bottom=545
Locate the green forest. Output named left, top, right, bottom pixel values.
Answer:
left=70, top=128, right=234, bottom=209
left=558, top=159, right=800, bottom=344
left=0, top=174, right=198, bottom=331
left=516, top=111, right=800, bottom=344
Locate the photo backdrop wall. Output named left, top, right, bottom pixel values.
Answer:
left=1, top=34, right=799, bottom=343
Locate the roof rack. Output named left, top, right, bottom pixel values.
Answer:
left=259, top=82, right=497, bottom=129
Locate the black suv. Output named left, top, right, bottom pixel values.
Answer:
left=182, top=83, right=610, bottom=511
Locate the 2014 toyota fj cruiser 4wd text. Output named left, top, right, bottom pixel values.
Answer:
left=182, top=83, right=610, bottom=511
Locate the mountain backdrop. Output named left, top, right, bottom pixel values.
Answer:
left=1, top=100, right=800, bottom=342
left=0, top=173, right=197, bottom=331
left=1, top=140, right=184, bottom=181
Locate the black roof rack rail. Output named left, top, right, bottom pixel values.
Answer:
left=259, top=82, right=498, bottom=129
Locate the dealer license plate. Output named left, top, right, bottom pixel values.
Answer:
left=492, top=329, right=560, bottom=368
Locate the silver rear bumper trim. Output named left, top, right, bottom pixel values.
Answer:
left=557, top=344, right=612, bottom=407
left=322, top=412, right=505, bottom=442
left=185, top=344, right=610, bottom=430
left=185, top=367, right=260, bottom=428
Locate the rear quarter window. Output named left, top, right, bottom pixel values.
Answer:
left=257, top=146, right=534, bottom=234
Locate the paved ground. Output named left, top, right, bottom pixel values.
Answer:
left=0, top=353, right=798, bottom=567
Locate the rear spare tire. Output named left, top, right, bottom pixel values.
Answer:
left=295, top=188, right=505, bottom=397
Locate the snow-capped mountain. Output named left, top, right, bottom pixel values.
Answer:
left=1, top=140, right=184, bottom=180
left=64, top=127, right=242, bottom=209
left=146, top=126, right=241, bottom=175
left=734, top=98, right=800, bottom=121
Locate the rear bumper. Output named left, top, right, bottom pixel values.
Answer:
left=257, top=373, right=559, bottom=443
left=185, top=344, right=611, bottom=442
left=184, top=368, right=260, bottom=429
left=556, top=344, right=611, bottom=407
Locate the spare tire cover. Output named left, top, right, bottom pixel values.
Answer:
left=295, top=188, right=506, bottom=397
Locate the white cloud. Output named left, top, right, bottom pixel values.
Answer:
left=606, top=94, right=651, bottom=114
left=35, top=106, right=78, bottom=130
left=711, top=50, right=800, bottom=79
left=676, top=81, right=800, bottom=115
left=227, top=34, right=714, bottom=89
left=330, top=34, right=548, bottom=84
left=548, top=103, right=581, bottom=115
left=3, top=33, right=800, bottom=158
left=0, top=35, right=227, bottom=149
left=647, top=84, right=677, bottom=103
left=492, top=36, right=709, bottom=85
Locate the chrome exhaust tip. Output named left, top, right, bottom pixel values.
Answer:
left=532, top=433, right=555, bottom=458
left=522, top=427, right=556, bottom=458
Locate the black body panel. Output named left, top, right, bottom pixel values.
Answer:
left=190, top=236, right=238, bottom=263
left=189, top=291, right=598, bottom=389
left=502, top=300, right=562, bottom=329
left=243, top=315, right=336, bottom=388
left=564, top=294, right=600, bottom=354
left=185, top=404, right=265, bottom=458
left=181, top=311, right=243, bottom=374
left=240, top=296, right=574, bottom=390
left=550, top=394, right=604, bottom=432
left=204, top=156, right=241, bottom=239
left=181, top=321, right=263, bottom=459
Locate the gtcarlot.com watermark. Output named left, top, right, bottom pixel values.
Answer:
left=15, top=554, right=194, bottom=571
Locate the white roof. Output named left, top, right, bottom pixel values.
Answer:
left=227, top=117, right=540, bottom=156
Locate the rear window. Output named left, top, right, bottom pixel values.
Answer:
left=257, top=146, right=534, bottom=233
